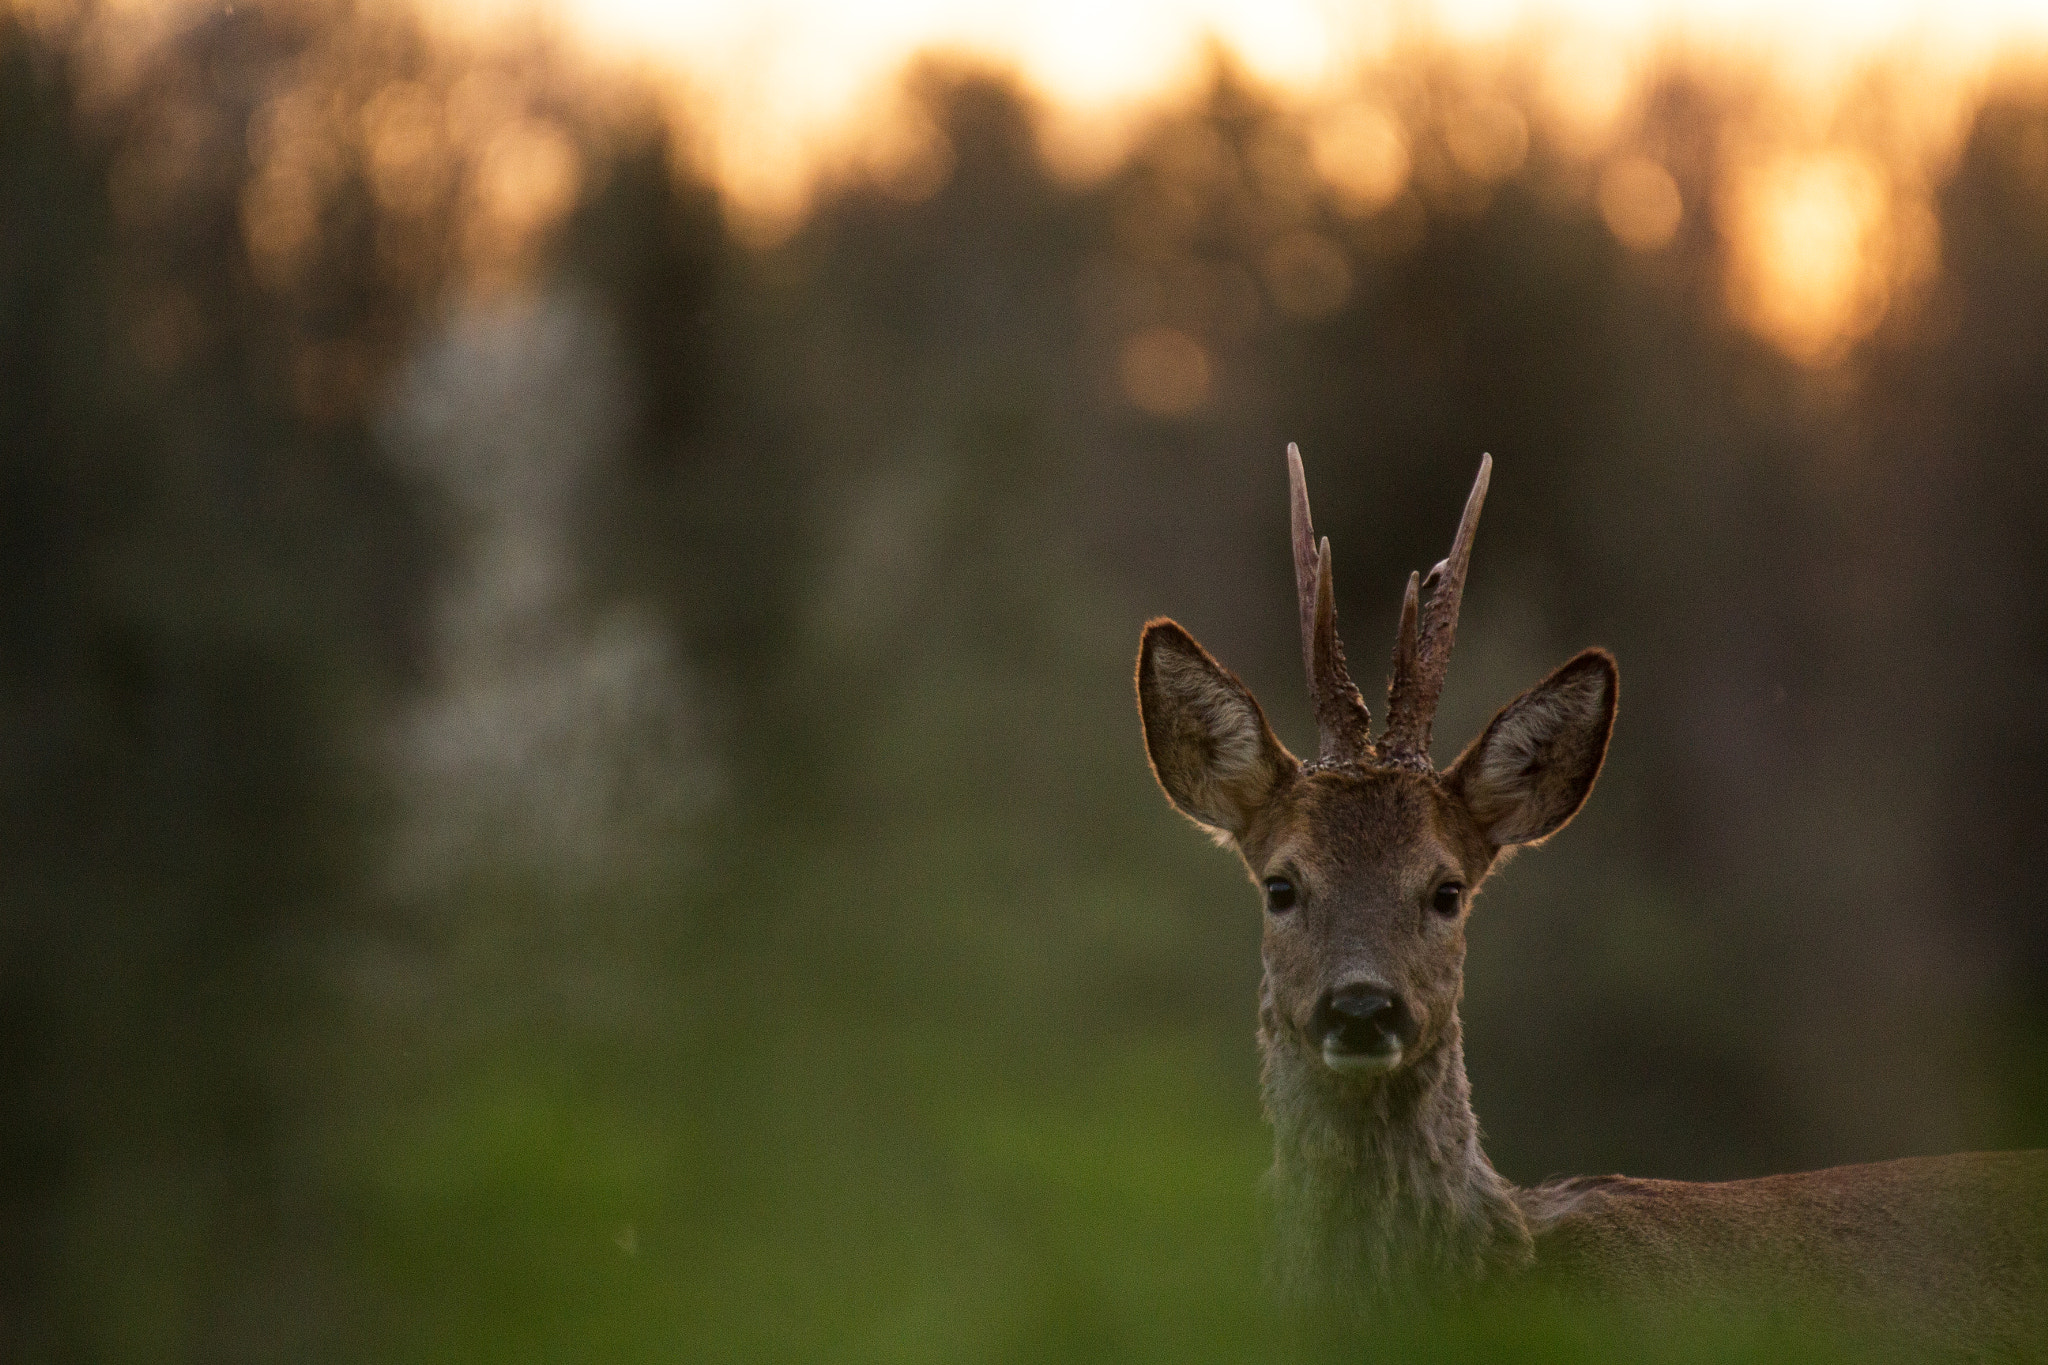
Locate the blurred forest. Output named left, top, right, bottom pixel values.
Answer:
left=6, top=0, right=2048, bottom=1358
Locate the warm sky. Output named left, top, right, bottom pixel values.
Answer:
left=429, top=0, right=2043, bottom=362
left=214, top=0, right=2045, bottom=361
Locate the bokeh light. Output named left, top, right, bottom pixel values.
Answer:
left=350, top=0, right=2048, bottom=359
left=1599, top=155, right=1684, bottom=251
left=42, top=0, right=2048, bottom=356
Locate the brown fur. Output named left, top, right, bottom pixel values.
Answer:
left=1137, top=618, right=2048, bottom=1351
left=1525, top=1155, right=2048, bottom=1353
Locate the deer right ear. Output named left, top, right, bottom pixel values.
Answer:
left=1447, top=648, right=1617, bottom=848
left=1137, top=619, right=1296, bottom=841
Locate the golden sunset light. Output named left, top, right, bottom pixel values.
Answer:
left=374, top=0, right=2048, bottom=361
left=36, top=0, right=2048, bottom=360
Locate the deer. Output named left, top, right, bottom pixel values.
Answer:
left=1134, top=446, right=2048, bottom=1351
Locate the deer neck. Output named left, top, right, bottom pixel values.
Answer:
left=1261, top=1007, right=1533, bottom=1304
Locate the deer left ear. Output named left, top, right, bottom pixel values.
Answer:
left=1137, top=619, right=1296, bottom=841
left=1447, top=648, right=1617, bottom=848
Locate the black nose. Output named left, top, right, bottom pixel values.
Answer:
left=1313, top=986, right=1418, bottom=1057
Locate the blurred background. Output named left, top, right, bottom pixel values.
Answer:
left=6, top=0, right=2048, bottom=1358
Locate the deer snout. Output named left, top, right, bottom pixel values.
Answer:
left=1312, top=986, right=1418, bottom=1075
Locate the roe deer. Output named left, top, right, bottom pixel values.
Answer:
left=1134, top=446, right=2048, bottom=1349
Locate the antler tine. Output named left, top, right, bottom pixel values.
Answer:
left=1380, top=454, right=1492, bottom=771
left=1288, top=445, right=1371, bottom=767
left=1311, top=539, right=1372, bottom=766
left=1288, top=444, right=1320, bottom=692
left=1386, top=565, right=1420, bottom=696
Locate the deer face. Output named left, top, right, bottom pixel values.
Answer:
left=1138, top=621, right=1615, bottom=1083
left=1133, top=450, right=1615, bottom=1085
left=1247, top=768, right=1490, bottom=1077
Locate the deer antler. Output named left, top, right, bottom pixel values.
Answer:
left=1378, top=454, right=1492, bottom=772
left=1288, top=444, right=1372, bottom=768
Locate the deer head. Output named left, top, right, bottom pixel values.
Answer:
left=1135, top=448, right=1615, bottom=1089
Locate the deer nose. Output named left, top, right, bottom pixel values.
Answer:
left=1312, top=986, right=1418, bottom=1073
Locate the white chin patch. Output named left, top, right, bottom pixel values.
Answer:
left=1322, top=1041, right=1402, bottom=1075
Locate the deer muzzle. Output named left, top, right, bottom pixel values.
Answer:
left=1312, top=985, right=1418, bottom=1075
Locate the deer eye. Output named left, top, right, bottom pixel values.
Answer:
left=1431, top=881, right=1465, bottom=917
left=1263, top=877, right=1298, bottom=913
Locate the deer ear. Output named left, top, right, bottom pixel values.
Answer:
left=1137, top=619, right=1296, bottom=840
left=1447, top=648, right=1616, bottom=848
